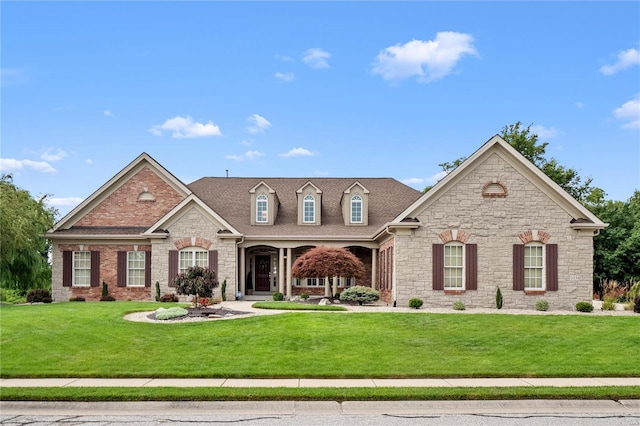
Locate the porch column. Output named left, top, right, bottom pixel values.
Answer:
left=286, top=248, right=293, bottom=298
left=332, top=276, right=338, bottom=296
left=239, top=247, right=246, bottom=298
left=371, top=248, right=378, bottom=290
left=278, top=248, right=285, bottom=295
left=324, top=277, right=331, bottom=297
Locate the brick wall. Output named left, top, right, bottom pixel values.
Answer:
left=76, top=166, right=184, bottom=227
left=393, top=152, right=595, bottom=310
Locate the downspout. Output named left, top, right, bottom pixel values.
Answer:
left=384, top=226, right=397, bottom=308
left=235, top=235, right=244, bottom=299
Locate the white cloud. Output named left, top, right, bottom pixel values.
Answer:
left=276, top=54, right=295, bottom=62
left=403, top=171, right=448, bottom=187
left=103, top=110, right=113, bottom=117
left=371, top=32, right=478, bottom=82
left=226, top=151, right=265, bottom=161
left=40, top=148, right=68, bottom=162
left=302, top=48, right=331, bottom=69
left=149, top=116, right=222, bottom=138
left=0, top=67, right=28, bottom=86
left=613, top=94, right=640, bottom=129
left=600, top=47, right=640, bottom=76
left=247, top=114, right=272, bottom=134
left=279, top=147, right=314, bottom=157
left=530, top=125, right=559, bottom=139
left=274, top=72, right=295, bottom=82
left=574, top=102, right=584, bottom=109
left=86, top=159, right=93, bottom=165
left=48, top=197, right=84, bottom=208
left=0, top=158, right=56, bottom=173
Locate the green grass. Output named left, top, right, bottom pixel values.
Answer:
left=1, top=302, right=639, bottom=379
left=252, top=301, right=347, bottom=311
left=2, top=386, right=639, bottom=402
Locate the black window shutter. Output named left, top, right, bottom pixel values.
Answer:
left=144, top=251, right=152, bottom=287
left=117, top=251, right=127, bottom=287
left=513, top=244, right=525, bottom=291
left=62, top=251, right=73, bottom=287
left=168, top=250, right=178, bottom=287
left=432, top=244, right=444, bottom=290
left=465, top=244, right=478, bottom=290
left=90, top=251, right=100, bottom=287
left=209, top=250, right=218, bottom=274
left=546, top=244, right=558, bottom=291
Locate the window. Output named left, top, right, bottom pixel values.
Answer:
left=303, top=194, right=315, bottom=223
left=351, top=195, right=362, bottom=223
left=256, top=195, right=268, bottom=223
left=524, top=243, right=544, bottom=290
left=73, top=251, right=91, bottom=286
left=179, top=249, right=208, bottom=274
left=444, top=243, right=464, bottom=289
left=127, top=251, right=146, bottom=286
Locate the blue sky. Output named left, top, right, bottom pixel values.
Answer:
left=2, top=1, right=639, bottom=219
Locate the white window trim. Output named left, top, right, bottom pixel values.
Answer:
left=303, top=194, right=315, bottom=223
left=73, top=251, right=91, bottom=287
left=256, top=194, right=268, bottom=223
left=351, top=195, right=363, bottom=223
left=127, top=251, right=146, bottom=287
left=179, top=248, right=209, bottom=274
left=444, top=242, right=465, bottom=290
left=524, top=242, right=545, bottom=290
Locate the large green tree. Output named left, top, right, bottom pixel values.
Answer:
left=0, top=174, right=57, bottom=294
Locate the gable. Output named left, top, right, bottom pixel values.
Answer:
left=52, top=153, right=191, bottom=232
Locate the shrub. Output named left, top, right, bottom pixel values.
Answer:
left=496, top=287, right=503, bottom=309
left=409, top=298, right=423, bottom=309
left=101, top=282, right=109, bottom=298
left=155, top=282, right=161, bottom=302
left=100, top=295, right=116, bottom=302
left=333, top=291, right=341, bottom=300
left=0, top=288, right=25, bottom=304
left=160, top=293, right=179, bottom=303
left=195, top=296, right=209, bottom=308
left=601, top=298, right=616, bottom=311
left=339, top=286, right=380, bottom=305
left=576, top=301, right=594, bottom=312
left=173, top=266, right=219, bottom=307
left=453, top=301, right=466, bottom=311
left=300, top=293, right=309, bottom=301
left=272, top=292, right=284, bottom=301
left=155, top=307, right=188, bottom=320
left=26, top=289, right=51, bottom=303
left=535, top=299, right=549, bottom=311
left=69, top=296, right=85, bottom=302
left=634, top=296, right=640, bottom=314
left=221, top=280, right=227, bottom=302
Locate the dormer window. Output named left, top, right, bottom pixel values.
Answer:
left=303, top=195, right=315, bottom=223
left=256, top=195, right=268, bottom=223
left=351, top=195, right=362, bottom=223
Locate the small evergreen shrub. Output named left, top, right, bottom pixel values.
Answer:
left=272, top=292, right=284, bottom=301
left=100, top=282, right=115, bottom=301
left=155, top=307, right=188, bottom=320
left=333, top=291, right=341, bottom=300
left=495, top=287, right=503, bottom=309
left=576, top=301, right=594, bottom=312
left=339, top=286, right=380, bottom=305
left=160, top=293, right=179, bottom=302
left=301, top=293, right=309, bottom=301
left=221, top=280, right=227, bottom=301
left=155, top=282, right=161, bottom=302
left=409, top=298, right=423, bottom=309
left=535, top=299, right=549, bottom=311
left=69, top=296, right=85, bottom=302
left=453, top=301, right=466, bottom=310
left=634, top=296, right=640, bottom=314
left=26, top=289, right=51, bottom=303
left=601, top=298, right=616, bottom=311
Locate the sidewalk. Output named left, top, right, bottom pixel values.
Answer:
left=2, top=377, right=639, bottom=388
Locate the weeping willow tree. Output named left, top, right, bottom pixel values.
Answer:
left=0, top=175, right=57, bottom=294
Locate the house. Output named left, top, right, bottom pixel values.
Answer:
left=46, top=135, right=607, bottom=309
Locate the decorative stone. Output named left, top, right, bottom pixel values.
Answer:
left=319, top=298, right=331, bottom=305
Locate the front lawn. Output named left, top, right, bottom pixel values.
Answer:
left=1, top=302, right=638, bottom=378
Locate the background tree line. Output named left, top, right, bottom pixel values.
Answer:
left=1, top=122, right=637, bottom=301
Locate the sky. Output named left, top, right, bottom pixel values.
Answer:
left=2, top=1, right=639, bottom=219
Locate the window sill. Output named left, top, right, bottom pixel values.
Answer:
left=444, top=290, right=465, bottom=295
left=524, top=290, right=546, bottom=296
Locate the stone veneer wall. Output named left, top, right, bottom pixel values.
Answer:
left=151, top=206, right=237, bottom=301
left=393, top=152, right=594, bottom=310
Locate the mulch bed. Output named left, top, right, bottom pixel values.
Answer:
left=147, top=306, right=251, bottom=321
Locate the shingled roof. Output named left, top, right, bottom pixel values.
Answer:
left=188, top=177, right=423, bottom=238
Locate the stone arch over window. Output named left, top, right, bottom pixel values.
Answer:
left=174, top=237, right=213, bottom=250
left=517, top=230, right=551, bottom=244
left=482, top=181, right=508, bottom=198
left=438, top=229, right=471, bottom=244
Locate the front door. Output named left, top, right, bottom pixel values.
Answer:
left=255, top=255, right=271, bottom=292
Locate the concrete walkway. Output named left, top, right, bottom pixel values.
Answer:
left=2, top=377, right=639, bottom=388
